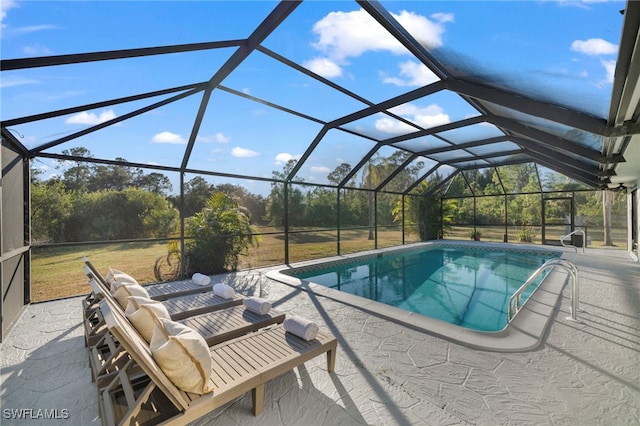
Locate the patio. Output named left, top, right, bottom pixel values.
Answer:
left=1, top=245, right=638, bottom=425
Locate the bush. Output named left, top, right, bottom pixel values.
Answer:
left=157, top=192, right=260, bottom=279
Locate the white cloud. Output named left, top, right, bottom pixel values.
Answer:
left=306, top=8, right=450, bottom=80
left=310, top=166, right=331, bottom=174
left=0, top=75, right=39, bottom=88
left=312, top=9, right=447, bottom=61
left=377, top=103, right=450, bottom=134
left=242, top=88, right=250, bottom=94
left=275, top=152, right=300, bottom=165
left=375, top=117, right=416, bottom=134
left=1, top=0, right=17, bottom=25
left=571, top=38, right=618, bottom=56
left=151, top=131, right=186, bottom=144
left=303, top=57, right=343, bottom=78
left=600, top=59, right=616, bottom=85
left=66, top=110, right=116, bottom=125
left=23, top=43, right=51, bottom=56
left=215, top=132, right=230, bottom=143
left=12, top=24, right=57, bottom=35
left=231, top=147, right=259, bottom=158
left=382, top=60, right=439, bottom=87
left=197, top=132, right=230, bottom=143
left=431, top=12, right=454, bottom=24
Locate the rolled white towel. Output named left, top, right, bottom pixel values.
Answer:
left=242, top=297, right=272, bottom=315
left=283, top=315, right=319, bottom=341
left=191, top=273, right=211, bottom=286
left=212, top=283, right=235, bottom=299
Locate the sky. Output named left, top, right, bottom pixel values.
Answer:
left=0, top=0, right=626, bottom=195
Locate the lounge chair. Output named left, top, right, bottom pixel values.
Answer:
left=83, top=274, right=244, bottom=349
left=99, top=300, right=337, bottom=424
left=83, top=268, right=240, bottom=346
left=85, top=278, right=285, bottom=383
left=82, top=256, right=211, bottom=301
left=84, top=267, right=244, bottom=319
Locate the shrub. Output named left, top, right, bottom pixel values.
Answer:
left=156, top=192, right=260, bottom=279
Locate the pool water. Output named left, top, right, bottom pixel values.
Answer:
left=288, top=246, right=562, bottom=332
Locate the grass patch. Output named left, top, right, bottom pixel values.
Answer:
left=32, top=225, right=625, bottom=302
left=31, top=228, right=407, bottom=302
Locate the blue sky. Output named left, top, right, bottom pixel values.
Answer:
left=0, top=0, right=625, bottom=195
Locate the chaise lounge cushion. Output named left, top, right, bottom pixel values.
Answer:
left=125, top=296, right=171, bottom=342
left=106, top=267, right=138, bottom=289
left=112, top=283, right=150, bottom=309
left=150, top=318, right=214, bottom=395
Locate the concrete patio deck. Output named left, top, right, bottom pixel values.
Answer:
left=1, top=246, right=639, bottom=425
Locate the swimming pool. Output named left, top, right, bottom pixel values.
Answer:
left=284, top=244, right=561, bottom=332
left=267, top=241, right=571, bottom=351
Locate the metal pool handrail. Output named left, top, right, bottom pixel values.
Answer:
left=561, top=229, right=586, bottom=254
left=508, top=259, right=580, bottom=322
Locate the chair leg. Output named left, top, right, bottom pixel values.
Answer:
left=252, top=383, right=265, bottom=416
left=326, top=343, right=337, bottom=373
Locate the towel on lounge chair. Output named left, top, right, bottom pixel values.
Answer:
left=284, top=315, right=319, bottom=341
left=242, top=297, right=272, bottom=315
left=213, top=283, right=235, bottom=299
left=192, top=273, right=211, bottom=286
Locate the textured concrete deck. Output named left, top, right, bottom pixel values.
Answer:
left=1, top=246, right=639, bottom=425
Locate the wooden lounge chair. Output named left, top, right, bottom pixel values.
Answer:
left=83, top=273, right=243, bottom=349
left=99, top=300, right=337, bottom=425
left=90, top=304, right=287, bottom=388
left=82, top=256, right=211, bottom=301
left=84, top=268, right=244, bottom=319
left=85, top=278, right=285, bottom=384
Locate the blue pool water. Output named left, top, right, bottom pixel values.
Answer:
left=287, top=245, right=562, bottom=332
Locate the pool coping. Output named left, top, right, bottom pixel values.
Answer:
left=266, top=240, right=576, bottom=352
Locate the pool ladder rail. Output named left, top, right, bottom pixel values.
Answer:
left=560, top=229, right=586, bottom=254
left=508, top=259, right=581, bottom=323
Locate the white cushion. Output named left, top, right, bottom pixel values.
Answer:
left=113, top=283, right=150, bottom=309
left=125, top=296, right=171, bottom=343
left=106, top=267, right=138, bottom=289
left=150, top=319, right=213, bottom=394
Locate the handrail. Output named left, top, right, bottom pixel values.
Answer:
left=508, top=259, right=580, bottom=322
left=560, top=229, right=586, bottom=254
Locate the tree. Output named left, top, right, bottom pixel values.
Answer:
left=89, top=158, right=143, bottom=191
left=181, top=192, right=259, bottom=275
left=327, top=163, right=352, bottom=185
left=31, top=179, right=72, bottom=242
left=135, top=172, right=172, bottom=196
left=214, top=183, right=267, bottom=226
left=57, top=147, right=93, bottom=191
left=362, top=157, right=383, bottom=240
left=178, top=176, right=215, bottom=218
left=61, top=188, right=178, bottom=242
left=393, top=177, right=457, bottom=240
left=264, top=159, right=305, bottom=227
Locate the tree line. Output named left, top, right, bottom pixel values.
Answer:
left=31, top=147, right=626, bottom=272
left=31, top=148, right=427, bottom=244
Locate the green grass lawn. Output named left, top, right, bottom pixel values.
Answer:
left=31, top=228, right=406, bottom=302
left=31, top=225, right=626, bottom=302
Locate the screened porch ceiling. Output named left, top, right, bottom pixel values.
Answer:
left=2, top=0, right=640, bottom=196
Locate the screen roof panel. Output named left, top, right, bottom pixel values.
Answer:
left=435, top=122, right=506, bottom=144
left=221, top=51, right=369, bottom=123
left=187, top=88, right=324, bottom=179
left=384, top=0, right=622, bottom=118
left=291, top=128, right=378, bottom=186
left=2, top=0, right=638, bottom=194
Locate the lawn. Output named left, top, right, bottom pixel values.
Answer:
left=31, top=227, right=409, bottom=302
left=31, top=225, right=626, bottom=302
